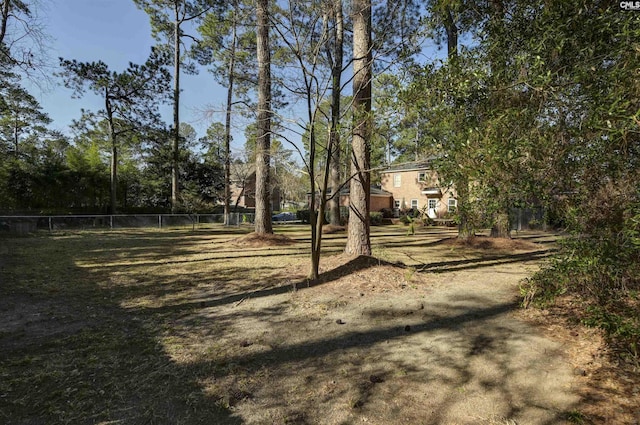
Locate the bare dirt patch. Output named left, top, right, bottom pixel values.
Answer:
left=518, top=296, right=640, bottom=424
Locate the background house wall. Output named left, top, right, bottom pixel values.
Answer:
left=230, top=171, right=281, bottom=212
left=380, top=164, right=457, bottom=218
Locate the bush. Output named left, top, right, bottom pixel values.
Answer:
left=296, top=209, right=329, bottom=225
left=380, top=208, right=394, bottom=218
left=369, top=212, right=383, bottom=225
left=296, top=209, right=311, bottom=224
left=523, top=178, right=640, bottom=352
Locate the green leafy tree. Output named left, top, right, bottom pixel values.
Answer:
left=59, top=48, right=171, bottom=213
left=134, top=0, right=218, bottom=213
left=0, top=78, right=51, bottom=211
left=0, top=81, right=50, bottom=158
left=196, top=0, right=256, bottom=224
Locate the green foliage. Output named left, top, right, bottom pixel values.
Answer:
left=369, top=212, right=383, bottom=225
left=296, top=209, right=311, bottom=224
left=526, top=181, right=640, bottom=349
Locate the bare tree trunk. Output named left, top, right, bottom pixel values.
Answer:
left=12, top=117, right=18, bottom=157
left=110, top=139, right=118, bottom=215
left=254, top=0, right=272, bottom=234
left=443, top=3, right=473, bottom=240
left=105, top=89, right=117, bottom=215
left=490, top=210, right=511, bottom=238
left=345, top=0, right=372, bottom=256
left=328, top=0, right=344, bottom=226
left=0, top=0, right=10, bottom=45
left=488, top=0, right=511, bottom=239
left=224, top=4, right=237, bottom=226
left=171, top=6, right=181, bottom=214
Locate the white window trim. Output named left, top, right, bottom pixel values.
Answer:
left=393, top=200, right=401, bottom=208
left=393, top=173, right=401, bottom=187
left=410, top=199, right=419, bottom=209
left=427, top=198, right=438, bottom=210
left=448, top=199, right=457, bottom=212
left=417, top=172, right=426, bottom=182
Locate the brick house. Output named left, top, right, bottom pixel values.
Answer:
left=230, top=164, right=281, bottom=212
left=338, top=185, right=394, bottom=211
left=307, top=185, right=393, bottom=212
left=379, top=161, right=457, bottom=218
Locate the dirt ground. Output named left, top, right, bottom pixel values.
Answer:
left=0, top=225, right=638, bottom=424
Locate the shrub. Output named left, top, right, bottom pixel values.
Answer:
left=380, top=208, right=394, bottom=218
left=523, top=178, right=640, bottom=352
left=296, top=209, right=328, bottom=225
left=369, top=212, right=383, bottom=225
left=296, top=210, right=311, bottom=224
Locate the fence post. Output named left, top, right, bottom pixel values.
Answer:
left=158, top=215, right=162, bottom=229
left=110, top=215, right=113, bottom=229
left=49, top=216, right=52, bottom=232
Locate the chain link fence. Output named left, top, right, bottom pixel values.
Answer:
left=0, top=213, right=257, bottom=235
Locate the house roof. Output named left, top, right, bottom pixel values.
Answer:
left=381, top=158, right=435, bottom=173
left=339, top=185, right=393, bottom=197
left=309, top=186, right=393, bottom=197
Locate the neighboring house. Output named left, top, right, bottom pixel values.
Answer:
left=379, top=161, right=457, bottom=218
left=307, top=185, right=393, bottom=212
left=229, top=164, right=281, bottom=212
left=337, top=185, right=393, bottom=211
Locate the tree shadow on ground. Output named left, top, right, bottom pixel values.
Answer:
left=184, top=294, right=579, bottom=424
left=1, top=228, right=581, bottom=425
left=414, top=249, right=557, bottom=273
left=0, top=237, right=242, bottom=424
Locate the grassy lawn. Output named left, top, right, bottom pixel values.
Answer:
left=0, top=224, right=606, bottom=424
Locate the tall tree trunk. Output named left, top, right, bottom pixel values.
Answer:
left=254, top=0, right=272, bottom=234
left=105, top=90, right=117, bottom=215
left=12, top=117, right=18, bottom=158
left=171, top=10, right=181, bottom=214
left=345, top=0, right=372, bottom=256
left=444, top=5, right=457, bottom=58
left=0, top=0, right=10, bottom=45
left=110, top=138, right=118, bottom=215
left=223, top=4, right=237, bottom=226
left=328, top=0, right=344, bottom=226
left=443, top=4, right=473, bottom=240
left=488, top=0, right=511, bottom=238
left=490, top=208, right=511, bottom=238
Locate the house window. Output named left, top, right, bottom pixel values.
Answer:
left=448, top=198, right=457, bottom=212
left=428, top=198, right=438, bottom=210
left=394, top=200, right=401, bottom=209
left=411, top=199, right=418, bottom=209
left=418, top=172, right=426, bottom=182
left=393, top=173, right=401, bottom=187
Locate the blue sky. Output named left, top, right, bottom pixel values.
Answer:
left=28, top=1, right=445, bottom=163
left=30, top=0, right=229, bottom=146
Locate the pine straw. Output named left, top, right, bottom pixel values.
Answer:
left=441, top=235, right=541, bottom=251
left=230, top=232, right=297, bottom=247
left=322, top=224, right=346, bottom=234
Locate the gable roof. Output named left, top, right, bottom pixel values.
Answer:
left=382, top=159, right=436, bottom=173
left=339, top=185, right=392, bottom=197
